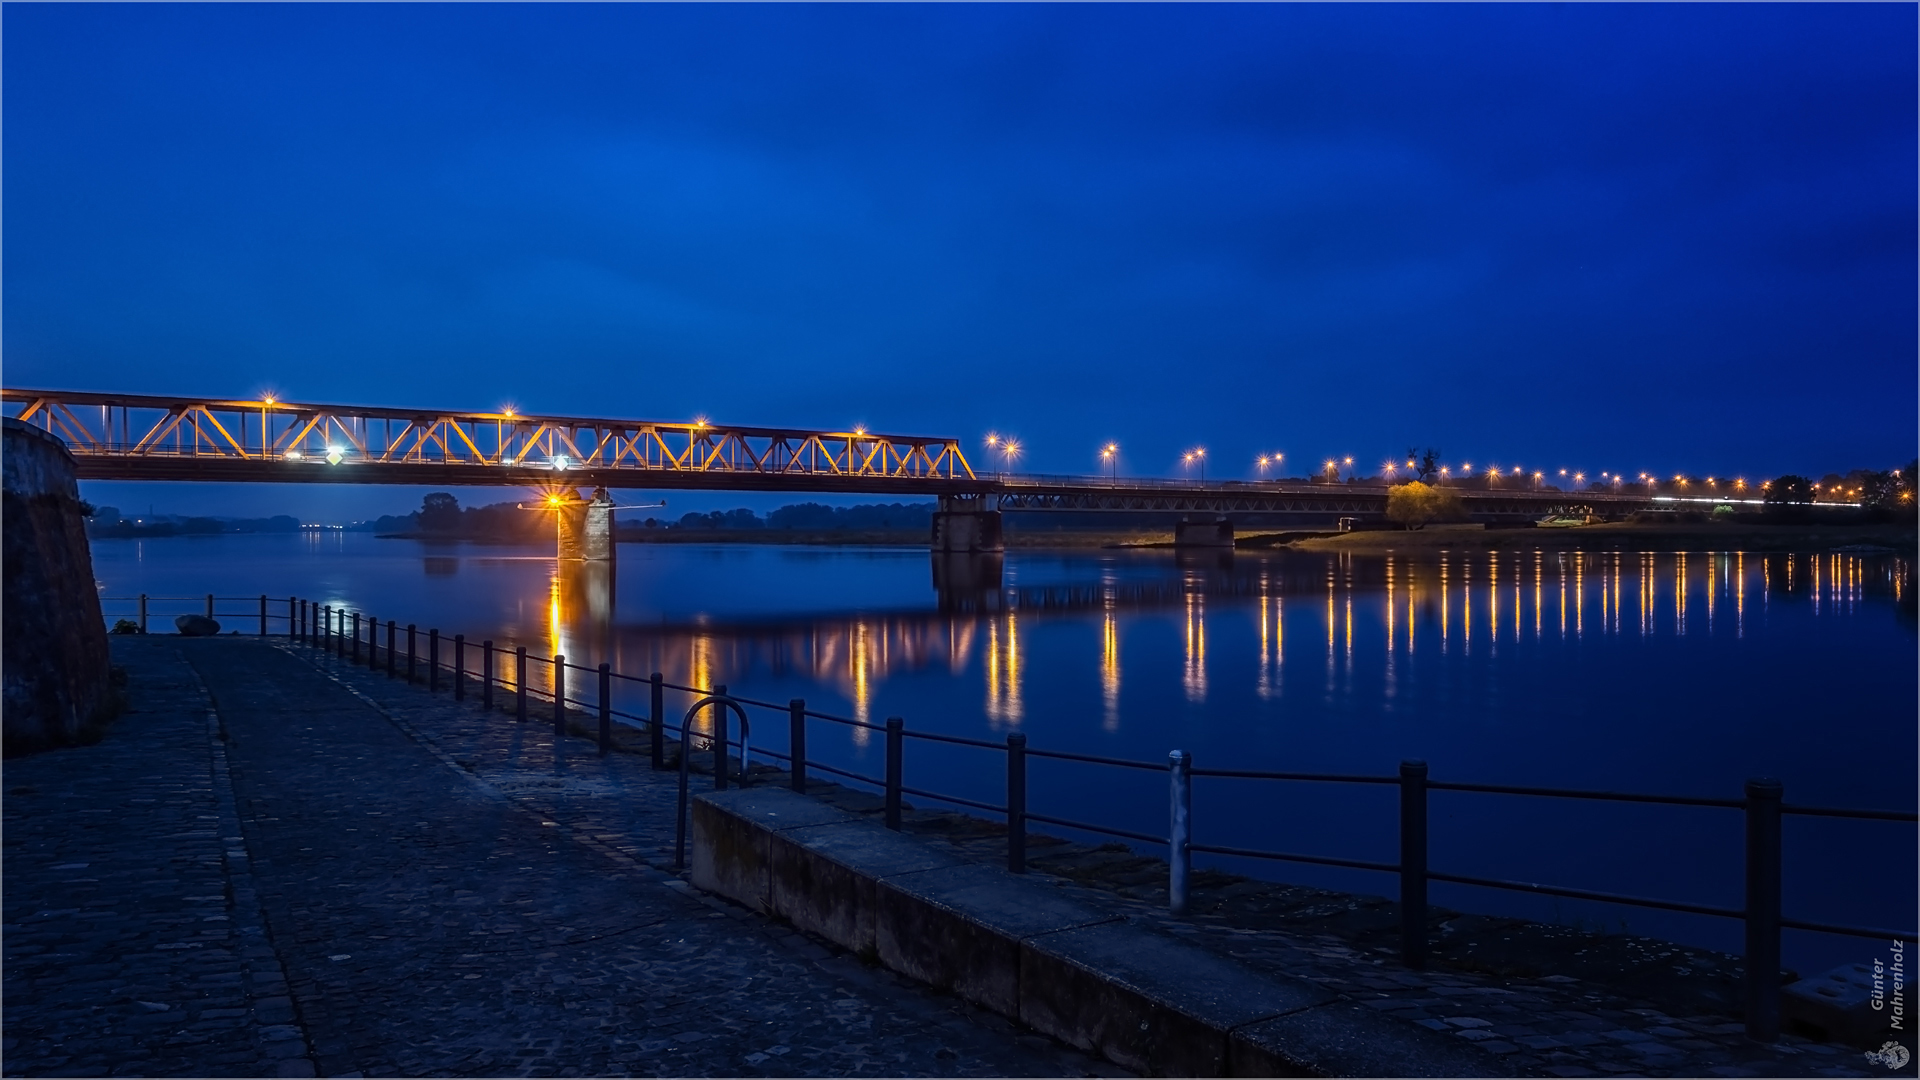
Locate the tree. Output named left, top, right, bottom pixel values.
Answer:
left=419, top=492, right=462, bottom=532
left=1764, top=475, right=1814, bottom=506
left=1405, top=447, right=1441, bottom=483
left=1385, top=482, right=1463, bottom=529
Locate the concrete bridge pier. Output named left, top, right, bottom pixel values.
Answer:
left=1173, top=515, right=1234, bottom=550
left=931, top=495, right=1004, bottom=554
left=557, top=487, right=618, bottom=562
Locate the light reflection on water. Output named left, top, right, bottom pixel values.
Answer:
left=95, top=535, right=1915, bottom=973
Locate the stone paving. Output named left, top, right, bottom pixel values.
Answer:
left=5, top=637, right=1122, bottom=1078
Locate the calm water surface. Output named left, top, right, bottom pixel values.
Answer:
left=94, top=534, right=1917, bottom=974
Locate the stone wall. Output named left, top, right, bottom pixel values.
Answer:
left=4, top=418, right=113, bottom=755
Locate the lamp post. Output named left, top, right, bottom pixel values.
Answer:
left=1102, top=443, right=1118, bottom=485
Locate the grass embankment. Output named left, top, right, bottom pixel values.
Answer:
left=1277, top=520, right=1917, bottom=554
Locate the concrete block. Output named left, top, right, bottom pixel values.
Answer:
left=1784, top=963, right=1903, bottom=1049
left=690, top=789, right=858, bottom=913
left=770, top=821, right=962, bottom=955
left=1231, top=1000, right=1503, bottom=1078
left=1019, top=921, right=1334, bottom=1077
left=875, top=862, right=1116, bottom=1017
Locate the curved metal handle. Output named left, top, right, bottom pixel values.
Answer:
left=674, top=693, right=754, bottom=870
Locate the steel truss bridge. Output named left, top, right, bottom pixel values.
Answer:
left=4, top=387, right=1772, bottom=519
left=1, top=389, right=979, bottom=496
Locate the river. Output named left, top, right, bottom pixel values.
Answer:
left=92, top=533, right=1916, bottom=976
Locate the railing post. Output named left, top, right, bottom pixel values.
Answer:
left=386, top=621, right=396, bottom=677
left=649, top=673, right=665, bottom=769
left=712, top=685, right=730, bottom=790
left=1744, top=776, right=1783, bottom=1042
left=259, top=595, right=268, bottom=637
left=407, top=624, right=417, bottom=683
left=369, top=618, right=380, bottom=669
left=139, top=594, right=148, bottom=634
left=322, top=606, right=331, bottom=652
left=515, top=647, right=528, bottom=722
left=884, top=717, right=904, bottom=830
left=1169, top=750, right=1191, bottom=915
left=351, top=613, right=361, bottom=663
left=598, top=664, right=612, bottom=755
left=1007, top=733, right=1027, bottom=874
left=481, top=641, right=494, bottom=708
left=1400, top=759, right=1429, bottom=969
left=206, top=593, right=214, bottom=619
left=287, top=597, right=295, bottom=638
left=453, top=635, right=466, bottom=699
left=429, top=630, right=440, bottom=692
left=553, top=656, right=567, bottom=735
left=788, top=699, right=807, bottom=792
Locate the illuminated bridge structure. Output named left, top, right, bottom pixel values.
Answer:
left=3, top=387, right=1793, bottom=560
left=1, top=388, right=980, bottom=495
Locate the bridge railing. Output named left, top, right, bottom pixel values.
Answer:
left=271, top=597, right=1915, bottom=1042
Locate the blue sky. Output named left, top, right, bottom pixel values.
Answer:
left=7, top=4, right=1914, bottom=520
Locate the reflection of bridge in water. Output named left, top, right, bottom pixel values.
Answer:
left=540, top=550, right=1909, bottom=741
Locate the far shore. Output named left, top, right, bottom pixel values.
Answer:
left=369, top=520, right=1917, bottom=554
left=1276, top=520, right=1917, bottom=554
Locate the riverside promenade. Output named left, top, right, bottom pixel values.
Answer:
left=3, top=638, right=1115, bottom=1078
left=3, top=636, right=1884, bottom=1078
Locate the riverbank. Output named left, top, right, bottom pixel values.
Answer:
left=1278, top=521, right=1917, bottom=554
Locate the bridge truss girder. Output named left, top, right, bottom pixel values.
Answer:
left=2, top=389, right=978, bottom=489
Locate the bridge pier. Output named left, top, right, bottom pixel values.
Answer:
left=1173, top=515, right=1234, bottom=550
left=931, top=496, right=1003, bottom=554
left=557, top=487, right=617, bottom=562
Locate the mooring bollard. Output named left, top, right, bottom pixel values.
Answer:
left=140, top=594, right=149, bottom=634
left=598, top=664, right=612, bottom=755
left=553, top=656, right=567, bottom=734
left=454, top=635, right=465, bottom=700
left=259, top=595, right=268, bottom=637
left=429, top=630, right=440, bottom=692
left=1007, top=733, right=1028, bottom=874
left=788, top=699, right=808, bottom=792
left=649, top=673, right=665, bottom=770
left=482, top=641, right=495, bottom=708
left=515, top=647, right=528, bottom=722
left=1400, top=759, right=1429, bottom=969
left=1169, top=750, right=1192, bottom=915
left=351, top=613, right=361, bottom=663
left=1744, top=777, right=1784, bottom=1042
left=884, top=717, right=904, bottom=830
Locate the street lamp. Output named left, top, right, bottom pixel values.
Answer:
left=1184, top=447, right=1206, bottom=484
left=1101, top=443, right=1118, bottom=483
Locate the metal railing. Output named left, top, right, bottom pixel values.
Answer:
left=263, top=596, right=1916, bottom=1044
left=102, top=594, right=298, bottom=637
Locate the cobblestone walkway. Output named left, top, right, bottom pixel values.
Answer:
left=4, top=638, right=1119, bottom=1078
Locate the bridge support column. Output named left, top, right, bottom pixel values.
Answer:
left=931, top=496, right=1003, bottom=554
left=1173, top=515, right=1234, bottom=549
left=556, top=487, right=618, bottom=563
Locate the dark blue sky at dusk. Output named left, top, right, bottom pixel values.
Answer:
left=6, top=4, right=1915, bottom=520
